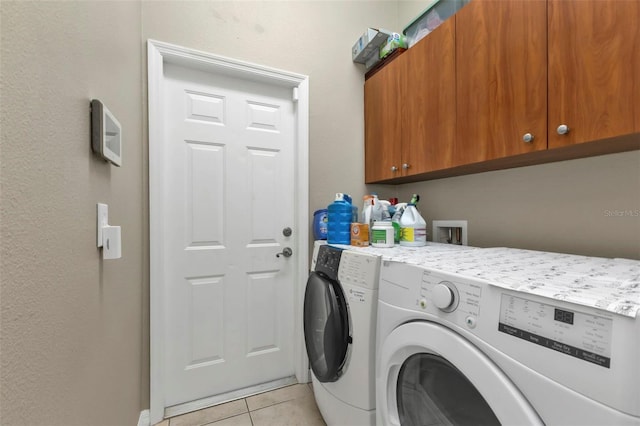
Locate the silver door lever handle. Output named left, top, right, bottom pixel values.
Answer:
left=276, top=247, right=293, bottom=258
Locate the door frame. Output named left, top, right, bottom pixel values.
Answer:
left=147, top=39, right=310, bottom=425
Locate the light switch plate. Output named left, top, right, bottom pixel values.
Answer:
left=102, top=225, right=122, bottom=259
left=97, top=203, right=108, bottom=247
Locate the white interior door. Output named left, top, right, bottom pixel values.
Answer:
left=161, top=61, right=296, bottom=408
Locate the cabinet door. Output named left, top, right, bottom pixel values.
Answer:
left=402, top=15, right=456, bottom=175
left=364, top=54, right=405, bottom=183
left=454, top=0, right=547, bottom=166
left=548, top=0, right=640, bottom=148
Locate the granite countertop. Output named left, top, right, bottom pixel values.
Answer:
left=332, top=243, right=640, bottom=318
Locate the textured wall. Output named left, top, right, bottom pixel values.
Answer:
left=387, top=151, right=640, bottom=259
left=0, top=2, right=144, bottom=425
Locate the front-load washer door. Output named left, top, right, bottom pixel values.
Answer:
left=303, top=271, right=350, bottom=383
left=379, top=322, right=543, bottom=426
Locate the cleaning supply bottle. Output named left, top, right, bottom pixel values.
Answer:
left=312, top=209, right=328, bottom=240
left=388, top=198, right=398, bottom=218
left=378, top=199, right=392, bottom=221
left=400, top=195, right=427, bottom=246
left=371, top=221, right=394, bottom=247
left=362, top=195, right=374, bottom=225
left=391, top=203, right=407, bottom=244
left=327, top=193, right=353, bottom=245
left=371, top=194, right=383, bottom=221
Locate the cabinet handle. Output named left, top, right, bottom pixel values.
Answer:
left=522, top=133, right=534, bottom=143
left=557, top=124, right=570, bottom=135
left=391, top=166, right=398, bottom=172
left=402, top=163, right=410, bottom=170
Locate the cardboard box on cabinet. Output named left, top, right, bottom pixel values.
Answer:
left=352, top=28, right=393, bottom=64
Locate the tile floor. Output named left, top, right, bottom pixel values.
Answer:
left=154, top=383, right=326, bottom=426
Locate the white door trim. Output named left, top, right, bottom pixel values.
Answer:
left=147, top=39, right=309, bottom=425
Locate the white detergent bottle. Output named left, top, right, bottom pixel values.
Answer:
left=362, top=195, right=373, bottom=224
left=399, top=203, right=427, bottom=246
left=371, top=194, right=383, bottom=222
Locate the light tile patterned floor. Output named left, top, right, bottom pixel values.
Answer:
left=155, top=384, right=326, bottom=426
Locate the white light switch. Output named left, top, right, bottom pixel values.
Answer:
left=97, top=203, right=122, bottom=259
left=97, top=203, right=108, bottom=247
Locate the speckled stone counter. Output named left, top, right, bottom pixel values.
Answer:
left=328, top=243, right=640, bottom=318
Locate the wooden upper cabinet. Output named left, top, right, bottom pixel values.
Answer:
left=402, top=15, right=456, bottom=175
left=364, top=52, right=406, bottom=183
left=548, top=0, right=640, bottom=149
left=454, top=0, right=548, bottom=166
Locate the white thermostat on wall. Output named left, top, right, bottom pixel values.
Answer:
left=91, top=99, right=122, bottom=167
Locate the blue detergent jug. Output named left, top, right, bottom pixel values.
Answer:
left=327, top=193, right=353, bottom=245
left=313, top=209, right=328, bottom=240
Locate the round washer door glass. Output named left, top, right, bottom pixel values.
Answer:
left=303, top=271, right=350, bottom=382
left=397, top=353, right=499, bottom=426
left=378, top=321, right=543, bottom=426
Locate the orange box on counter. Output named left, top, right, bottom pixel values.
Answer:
left=351, top=223, right=369, bottom=246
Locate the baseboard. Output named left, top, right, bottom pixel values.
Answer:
left=138, top=409, right=150, bottom=426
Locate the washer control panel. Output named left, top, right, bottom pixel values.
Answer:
left=418, top=269, right=482, bottom=327
left=498, top=294, right=613, bottom=368
left=338, top=250, right=380, bottom=290
left=314, top=245, right=342, bottom=280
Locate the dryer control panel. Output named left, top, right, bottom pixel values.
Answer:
left=419, top=269, right=483, bottom=328
left=498, top=294, right=613, bottom=368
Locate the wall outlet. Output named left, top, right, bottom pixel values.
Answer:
left=432, top=220, right=468, bottom=245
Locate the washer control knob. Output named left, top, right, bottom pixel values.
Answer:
left=419, top=298, right=427, bottom=309
left=433, top=284, right=454, bottom=310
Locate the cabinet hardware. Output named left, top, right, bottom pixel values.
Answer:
left=557, top=124, right=570, bottom=135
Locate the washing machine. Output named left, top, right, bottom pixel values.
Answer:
left=303, top=242, right=381, bottom=426
left=376, top=249, right=640, bottom=426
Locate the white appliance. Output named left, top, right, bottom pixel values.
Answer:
left=376, top=248, right=640, bottom=426
left=304, top=242, right=381, bottom=425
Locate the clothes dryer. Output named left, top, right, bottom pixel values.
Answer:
left=376, top=249, right=640, bottom=426
left=304, top=243, right=381, bottom=426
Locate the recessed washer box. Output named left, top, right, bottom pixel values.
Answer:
left=91, top=99, right=122, bottom=167
left=432, top=220, right=468, bottom=245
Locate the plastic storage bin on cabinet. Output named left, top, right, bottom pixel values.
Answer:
left=404, top=0, right=469, bottom=48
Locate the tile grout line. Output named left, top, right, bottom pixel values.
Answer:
left=167, top=384, right=316, bottom=426
left=245, top=397, right=255, bottom=426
